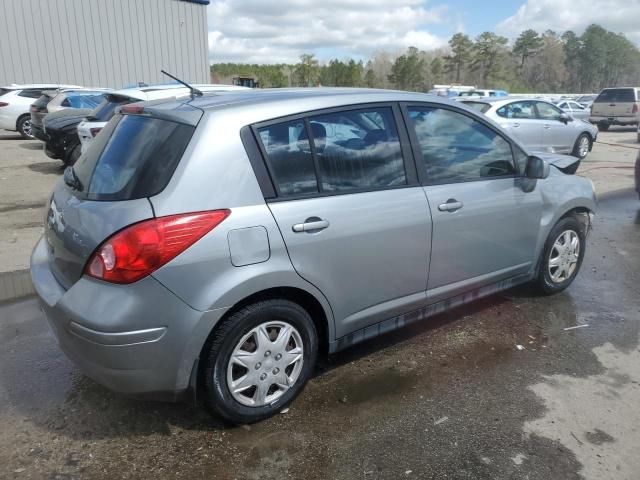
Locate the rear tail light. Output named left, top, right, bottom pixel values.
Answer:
left=85, top=210, right=230, bottom=284
left=121, top=104, right=145, bottom=114
left=90, top=127, right=102, bottom=137
left=633, top=104, right=638, bottom=114
left=0, top=102, right=8, bottom=107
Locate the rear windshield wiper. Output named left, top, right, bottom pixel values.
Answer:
left=63, top=165, right=84, bottom=192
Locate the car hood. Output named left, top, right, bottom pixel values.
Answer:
left=530, top=151, right=581, bottom=172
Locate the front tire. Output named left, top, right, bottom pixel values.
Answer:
left=572, top=133, right=591, bottom=161
left=203, top=299, right=318, bottom=424
left=17, top=115, right=34, bottom=139
left=535, top=216, right=586, bottom=295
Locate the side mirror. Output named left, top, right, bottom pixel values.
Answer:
left=559, top=112, right=572, bottom=124
left=525, top=155, right=550, bottom=179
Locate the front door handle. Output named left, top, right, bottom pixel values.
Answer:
left=292, top=218, right=330, bottom=233
left=512, top=122, right=520, bottom=128
left=438, top=199, right=463, bottom=212
left=544, top=124, right=551, bottom=129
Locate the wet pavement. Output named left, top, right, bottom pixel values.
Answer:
left=1, top=189, right=639, bottom=480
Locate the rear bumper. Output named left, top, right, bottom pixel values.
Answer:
left=31, top=123, right=48, bottom=142
left=30, top=236, right=228, bottom=399
left=590, top=116, right=638, bottom=126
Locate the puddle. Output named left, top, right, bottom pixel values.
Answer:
left=524, top=342, right=640, bottom=479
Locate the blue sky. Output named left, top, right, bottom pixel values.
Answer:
left=207, top=0, right=640, bottom=64
left=427, top=0, right=524, bottom=38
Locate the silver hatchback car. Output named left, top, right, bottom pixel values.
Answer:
left=31, top=89, right=596, bottom=423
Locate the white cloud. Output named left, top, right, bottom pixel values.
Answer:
left=207, top=0, right=448, bottom=64
left=497, top=0, right=640, bottom=44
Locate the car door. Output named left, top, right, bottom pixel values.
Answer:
left=494, top=100, right=544, bottom=150
left=256, top=105, right=432, bottom=338
left=403, top=103, right=543, bottom=302
left=535, top=101, right=574, bottom=154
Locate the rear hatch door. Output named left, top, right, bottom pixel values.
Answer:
left=592, top=88, right=636, bottom=119
left=45, top=108, right=200, bottom=289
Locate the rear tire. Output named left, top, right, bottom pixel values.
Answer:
left=597, top=122, right=610, bottom=132
left=203, top=299, right=318, bottom=424
left=535, top=216, right=586, bottom=295
left=17, top=115, right=34, bottom=139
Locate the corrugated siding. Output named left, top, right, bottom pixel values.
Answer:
left=0, top=0, right=209, bottom=87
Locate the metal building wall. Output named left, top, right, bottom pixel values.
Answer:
left=0, top=0, right=209, bottom=87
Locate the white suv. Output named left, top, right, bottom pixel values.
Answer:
left=0, top=84, right=81, bottom=138
left=77, top=84, right=249, bottom=153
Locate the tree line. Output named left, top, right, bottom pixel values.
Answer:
left=211, top=24, right=640, bottom=93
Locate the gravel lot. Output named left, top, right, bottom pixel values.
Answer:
left=0, top=127, right=639, bottom=479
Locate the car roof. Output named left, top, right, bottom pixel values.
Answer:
left=1, top=83, right=82, bottom=90
left=140, top=88, right=472, bottom=126
left=161, top=87, right=446, bottom=111
left=109, top=84, right=251, bottom=101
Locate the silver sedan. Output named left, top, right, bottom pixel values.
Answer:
left=460, top=98, right=598, bottom=162
left=556, top=100, right=591, bottom=121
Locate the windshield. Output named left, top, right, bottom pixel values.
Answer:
left=72, top=114, right=195, bottom=201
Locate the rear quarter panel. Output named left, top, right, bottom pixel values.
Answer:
left=149, top=111, right=336, bottom=336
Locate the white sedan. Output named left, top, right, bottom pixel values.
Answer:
left=556, top=100, right=591, bottom=121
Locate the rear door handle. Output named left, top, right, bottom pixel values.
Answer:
left=544, top=124, right=551, bottom=129
left=512, top=122, right=520, bottom=128
left=438, top=200, right=463, bottom=212
left=292, top=218, right=330, bottom=233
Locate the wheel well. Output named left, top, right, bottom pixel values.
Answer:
left=560, top=207, right=592, bottom=235
left=198, top=286, right=330, bottom=368
left=16, top=113, right=29, bottom=130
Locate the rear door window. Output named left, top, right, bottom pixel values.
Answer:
left=257, top=106, right=407, bottom=196
left=73, top=114, right=195, bottom=201
left=307, top=107, right=406, bottom=192
left=0, top=88, right=11, bottom=97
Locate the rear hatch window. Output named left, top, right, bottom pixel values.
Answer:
left=31, top=94, right=53, bottom=112
left=72, top=113, right=195, bottom=201
left=594, top=88, right=636, bottom=103
left=0, top=88, right=11, bottom=97
left=88, top=94, right=135, bottom=122
left=462, top=101, right=491, bottom=114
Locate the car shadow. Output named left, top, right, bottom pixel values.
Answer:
left=19, top=141, right=43, bottom=150
left=27, top=161, right=64, bottom=175
left=3, top=284, right=572, bottom=441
